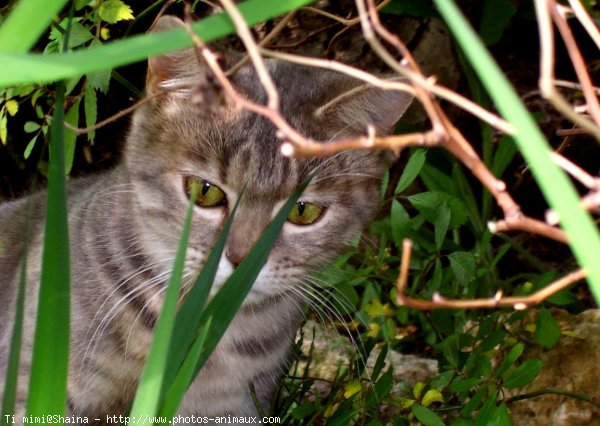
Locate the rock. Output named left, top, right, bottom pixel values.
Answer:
left=507, top=309, right=600, bottom=425
left=294, top=320, right=438, bottom=396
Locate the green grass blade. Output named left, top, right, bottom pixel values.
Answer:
left=190, top=178, right=311, bottom=378
left=0, top=0, right=315, bottom=87
left=128, top=186, right=199, bottom=420
left=0, top=0, right=70, bottom=52
left=0, top=202, right=33, bottom=423
left=162, top=196, right=242, bottom=392
left=159, top=319, right=212, bottom=418
left=25, top=82, right=71, bottom=418
left=158, top=178, right=310, bottom=417
left=432, top=0, right=600, bottom=300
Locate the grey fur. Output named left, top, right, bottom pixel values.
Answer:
left=0, top=16, right=412, bottom=425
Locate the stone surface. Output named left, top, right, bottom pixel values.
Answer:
left=294, top=320, right=438, bottom=395
left=507, top=309, right=600, bottom=426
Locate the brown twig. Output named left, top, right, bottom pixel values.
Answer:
left=534, top=0, right=600, bottom=141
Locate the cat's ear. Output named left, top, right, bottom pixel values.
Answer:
left=315, top=83, right=413, bottom=136
left=146, top=15, right=204, bottom=95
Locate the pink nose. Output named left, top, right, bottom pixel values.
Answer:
left=226, top=250, right=244, bottom=268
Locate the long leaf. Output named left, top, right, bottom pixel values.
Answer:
left=0, top=0, right=70, bottom=52
left=0, top=0, right=315, bottom=87
left=0, top=202, right=33, bottom=423
left=161, top=195, right=242, bottom=394
left=159, top=178, right=311, bottom=417
left=433, top=0, right=600, bottom=300
left=25, top=82, right=70, bottom=418
left=128, top=185, right=199, bottom=420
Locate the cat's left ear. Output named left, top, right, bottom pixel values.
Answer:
left=315, top=83, right=413, bottom=136
left=146, top=15, right=205, bottom=95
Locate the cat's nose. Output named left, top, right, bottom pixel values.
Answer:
left=226, top=250, right=244, bottom=268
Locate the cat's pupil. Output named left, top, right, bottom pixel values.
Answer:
left=298, top=202, right=306, bottom=216
left=202, top=182, right=211, bottom=196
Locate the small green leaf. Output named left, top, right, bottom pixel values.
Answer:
left=84, top=84, right=97, bottom=143
left=5, top=99, right=18, bottom=116
left=24, top=135, right=39, bottom=159
left=422, top=389, right=444, bottom=407
left=408, top=191, right=468, bottom=229
left=99, top=0, right=134, bottom=24
left=344, top=379, right=362, bottom=399
left=450, top=376, right=481, bottom=393
left=412, top=404, right=445, bottom=426
left=66, top=22, right=93, bottom=48
left=434, top=201, right=451, bottom=249
left=391, top=199, right=410, bottom=245
left=503, top=359, right=543, bottom=389
left=0, top=113, right=7, bottom=144
left=479, top=0, right=517, bottom=45
left=64, top=99, right=80, bottom=175
left=24, top=121, right=40, bottom=133
left=496, top=343, right=524, bottom=378
left=535, top=308, right=560, bottom=349
left=86, top=40, right=112, bottom=94
left=395, top=149, right=427, bottom=194
left=448, top=251, right=476, bottom=285
left=380, top=169, right=390, bottom=199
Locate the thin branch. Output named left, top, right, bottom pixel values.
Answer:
left=397, top=267, right=585, bottom=310
left=534, top=0, right=600, bottom=142
left=218, top=0, right=280, bottom=110
left=551, top=1, right=600, bottom=128
left=260, top=48, right=514, bottom=135
left=488, top=216, right=568, bottom=244
left=566, top=0, right=600, bottom=52
left=62, top=94, right=159, bottom=135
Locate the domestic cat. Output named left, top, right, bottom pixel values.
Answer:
left=0, top=16, right=412, bottom=425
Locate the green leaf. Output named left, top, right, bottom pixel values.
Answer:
left=408, top=191, right=468, bottom=229
left=535, top=308, right=560, bottom=349
left=448, top=251, right=476, bottom=285
left=26, top=83, right=70, bottom=419
left=64, top=99, right=81, bottom=175
left=382, top=0, right=437, bottom=17
left=0, top=0, right=70, bottom=53
left=129, top=184, right=200, bottom=420
left=24, top=135, right=39, bottom=159
left=479, top=0, right=517, bottom=46
left=496, top=343, right=524, bottom=378
left=503, top=359, right=543, bottom=389
left=84, top=83, right=97, bottom=143
left=24, top=121, right=40, bottom=133
left=412, top=404, right=445, bottom=426
left=491, top=136, right=518, bottom=178
left=65, top=22, right=94, bottom=48
left=450, top=376, right=481, bottom=393
left=422, top=389, right=444, bottom=407
left=159, top=180, right=311, bottom=417
left=5, top=99, right=18, bottom=116
left=99, top=0, right=134, bottom=24
left=0, top=113, right=6, bottom=145
left=395, top=149, right=427, bottom=194
left=86, top=40, right=112, bottom=94
left=391, top=199, right=410, bottom=245
left=0, top=0, right=316, bottom=87
left=434, top=201, right=451, bottom=249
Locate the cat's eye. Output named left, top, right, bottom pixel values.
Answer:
left=287, top=201, right=324, bottom=226
left=185, top=177, right=226, bottom=207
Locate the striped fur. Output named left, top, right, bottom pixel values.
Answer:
left=0, top=16, right=412, bottom=425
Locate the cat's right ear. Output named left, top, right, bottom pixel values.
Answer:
left=146, top=16, right=204, bottom=96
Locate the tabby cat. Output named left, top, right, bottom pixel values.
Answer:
left=0, top=16, right=412, bottom=425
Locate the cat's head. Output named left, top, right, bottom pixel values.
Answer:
left=124, top=16, right=412, bottom=306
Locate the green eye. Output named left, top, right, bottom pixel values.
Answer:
left=287, top=201, right=324, bottom=226
left=185, top=177, right=226, bottom=207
